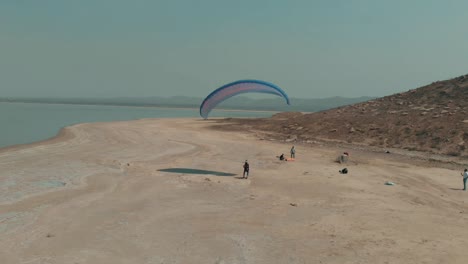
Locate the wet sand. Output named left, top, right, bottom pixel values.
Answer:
left=1, top=118, right=467, bottom=264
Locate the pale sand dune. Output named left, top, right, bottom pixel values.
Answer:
left=0, top=118, right=467, bottom=264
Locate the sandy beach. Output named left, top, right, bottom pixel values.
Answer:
left=1, top=118, right=467, bottom=264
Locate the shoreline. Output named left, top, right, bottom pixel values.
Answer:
left=0, top=101, right=280, bottom=113
left=2, top=114, right=464, bottom=168
left=1, top=118, right=468, bottom=263
left=0, top=125, right=76, bottom=154
left=0, top=102, right=277, bottom=150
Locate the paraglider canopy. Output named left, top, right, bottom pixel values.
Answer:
left=199, top=79, right=290, bottom=119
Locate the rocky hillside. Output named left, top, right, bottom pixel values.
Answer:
left=217, top=74, right=468, bottom=157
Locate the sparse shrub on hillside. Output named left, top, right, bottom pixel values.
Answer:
left=404, top=146, right=418, bottom=151
left=416, top=129, right=430, bottom=139
left=464, top=132, right=468, bottom=141
left=447, top=151, right=460, bottom=157
left=430, top=142, right=441, bottom=149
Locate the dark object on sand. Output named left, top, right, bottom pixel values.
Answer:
left=279, top=154, right=285, bottom=161
left=339, top=168, right=348, bottom=174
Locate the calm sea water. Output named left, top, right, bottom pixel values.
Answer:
left=0, top=102, right=274, bottom=149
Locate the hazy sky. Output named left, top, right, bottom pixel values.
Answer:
left=1, top=0, right=467, bottom=99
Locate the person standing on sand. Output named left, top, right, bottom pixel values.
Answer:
left=462, top=169, right=468, bottom=191
left=290, top=146, right=295, bottom=159
left=243, top=160, right=250, bottom=179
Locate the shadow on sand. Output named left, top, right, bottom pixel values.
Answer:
left=449, top=188, right=465, bottom=191
left=158, top=168, right=236, bottom=177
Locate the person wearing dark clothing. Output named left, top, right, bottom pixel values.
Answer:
left=279, top=154, right=285, bottom=161
left=290, top=146, right=295, bottom=159
left=243, top=160, right=250, bottom=179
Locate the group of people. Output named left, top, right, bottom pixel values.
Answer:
left=279, top=146, right=295, bottom=161
left=243, top=146, right=297, bottom=179
left=243, top=149, right=468, bottom=191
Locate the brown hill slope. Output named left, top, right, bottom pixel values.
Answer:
left=216, top=74, right=468, bottom=157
